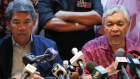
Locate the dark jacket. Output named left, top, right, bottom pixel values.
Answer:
left=0, top=34, right=63, bottom=79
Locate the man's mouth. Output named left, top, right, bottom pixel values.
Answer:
left=112, top=35, right=120, bottom=38
left=18, top=33, right=27, bottom=36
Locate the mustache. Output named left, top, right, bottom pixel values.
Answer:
left=17, top=32, right=27, bottom=35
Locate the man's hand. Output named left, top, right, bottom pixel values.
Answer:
left=16, top=72, right=44, bottom=79
left=85, top=75, right=93, bottom=79
left=106, top=62, right=119, bottom=76
left=30, top=72, right=44, bottom=79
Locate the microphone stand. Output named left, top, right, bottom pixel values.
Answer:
left=66, top=70, right=71, bottom=79
left=121, top=65, right=132, bottom=79
left=78, top=67, right=83, bottom=79
left=59, top=74, right=65, bottom=79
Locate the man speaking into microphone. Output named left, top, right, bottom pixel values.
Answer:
left=79, top=5, right=140, bottom=79
left=0, top=0, right=62, bottom=79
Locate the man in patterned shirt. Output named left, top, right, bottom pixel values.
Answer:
left=81, top=5, right=140, bottom=79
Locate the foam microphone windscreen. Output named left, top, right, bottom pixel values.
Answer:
left=117, top=48, right=125, bottom=55
left=70, top=72, right=79, bottom=79
left=113, top=52, right=123, bottom=61
left=126, top=54, right=135, bottom=59
left=86, top=61, right=98, bottom=74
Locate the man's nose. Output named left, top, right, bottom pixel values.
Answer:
left=112, top=25, right=119, bottom=32
left=18, top=25, right=27, bottom=31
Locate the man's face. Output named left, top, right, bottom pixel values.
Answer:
left=104, top=12, right=129, bottom=45
left=7, top=12, right=35, bottom=44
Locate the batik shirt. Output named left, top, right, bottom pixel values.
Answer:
left=81, top=35, right=140, bottom=79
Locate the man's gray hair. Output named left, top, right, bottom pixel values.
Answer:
left=102, top=5, right=130, bottom=24
left=6, top=0, right=36, bottom=21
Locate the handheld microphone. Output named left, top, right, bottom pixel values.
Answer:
left=52, top=63, right=67, bottom=79
left=44, top=47, right=58, bottom=61
left=63, top=60, right=75, bottom=79
left=129, top=50, right=140, bottom=59
left=86, top=61, right=109, bottom=79
left=21, top=63, right=37, bottom=79
left=117, top=48, right=125, bottom=55
left=113, top=52, right=131, bottom=79
left=70, top=48, right=85, bottom=77
left=70, top=48, right=85, bottom=68
left=113, top=52, right=128, bottom=70
left=63, top=60, right=75, bottom=71
left=127, top=54, right=140, bottom=78
left=23, top=48, right=58, bottom=65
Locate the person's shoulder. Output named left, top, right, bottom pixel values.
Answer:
left=126, top=37, right=140, bottom=46
left=0, top=34, right=11, bottom=44
left=82, top=35, right=106, bottom=50
left=85, top=35, right=106, bottom=46
left=32, top=34, right=56, bottom=45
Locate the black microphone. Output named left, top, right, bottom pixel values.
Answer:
left=86, top=61, right=98, bottom=74
left=127, top=54, right=140, bottom=78
left=86, top=61, right=109, bottom=79
left=63, top=60, right=75, bottom=72
left=63, top=60, right=75, bottom=79
left=113, top=52, right=132, bottom=79
left=22, top=48, right=58, bottom=65
left=129, top=50, right=140, bottom=59
left=52, top=63, right=67, bottom=79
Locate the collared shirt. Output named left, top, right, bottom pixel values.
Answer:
left=11, top=35, right=33, bottom=78
left=81, top=35, right=140, bottom=79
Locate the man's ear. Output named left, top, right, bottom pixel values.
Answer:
left=127, top=22, right=130, bottom=31
left=103, top=25, right=106, bottom=32
left=33, top=19, right=37, bottom=27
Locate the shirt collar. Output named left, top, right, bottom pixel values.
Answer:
left=100, top=35, right=111, bottom=50
left=12, top=35, right=33, bottom=48
left=101, top=35, right=139, bottom=53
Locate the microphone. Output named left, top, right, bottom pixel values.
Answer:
left=127, top=54, right=140, bottom=78
left=70, top=72, right=79, bottom=79
left=113, top=52, right=131, bottom=79
left=86, top=61, right=109, bottom=79
left=63, top=60, right=75, bottom=79
left=129, top=50, right=140, bottom=59
left=44, top=48, right=58, bottom=61
left=116, top=48, right=125, bottom=55
left=63, top=60, right=75, bottom=71
left=70, top=48, right=85, bottom=68
left=52, top=63, right=67, bottom=79
left=23, top=48, right=58, bottom=65
left=21, top=63, right=37, bottom=79
left=70, top=48, right=85, bottom=77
